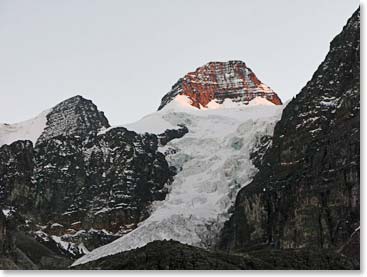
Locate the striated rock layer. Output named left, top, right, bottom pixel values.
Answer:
left=37, top=95, right=110, bottom=144
left=158, top=61, right=282, bottom=110
left=219, top=8, right=360, bottom=265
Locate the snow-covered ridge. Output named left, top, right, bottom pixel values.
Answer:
left=0, top=95, right=110, bottom=147
left=73, top=97, right=284, bottom=266
left=102, top=96, right=275, bottom=135
left=0, top=109, right=50, bottom=147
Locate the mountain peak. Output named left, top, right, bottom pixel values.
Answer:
left=56, top=94, right=93, bottom=105
left=158, top=60, right=282, bottom=110
left=37, top=95, right=110, bottom=143
left=0, top=95, right=110, bottom=147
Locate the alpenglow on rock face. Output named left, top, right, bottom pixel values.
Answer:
left=158, top=60, right=282, bottom=110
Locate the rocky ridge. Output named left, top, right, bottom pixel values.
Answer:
left=158, top=60, right=282, bottom=110
left=219, top=8, right=360, bottom=265
left=37, top=95, right=110, bottom=144
left=0, top=96, right=179, bottom=262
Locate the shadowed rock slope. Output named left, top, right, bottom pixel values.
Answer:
left=219, top=8, right=360, bottom=265
left=0, top=96, right=174, bottom=233
left=0, top=96, right=179, bottom=266
left=73, top=240, right=356, bottom=270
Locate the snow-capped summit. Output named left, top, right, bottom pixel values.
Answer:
left=158, top=60, right=282, bottom=110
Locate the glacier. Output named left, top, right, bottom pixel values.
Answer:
left=73, top=96, right=284, bottom=266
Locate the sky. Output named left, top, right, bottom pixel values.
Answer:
left=0, top=0, right=359, bottom=125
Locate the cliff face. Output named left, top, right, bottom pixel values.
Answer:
left=0, top=213, right=72, bottom=269
left=37, top=95, right=110, bottom=144
left=33, top=127, right=173, bottom=233
left=0, top=96, right=177, bottom=257
left=0, top=141, right=34, bottom=212
left=158, top=61, right=282, bottom=110
left=219, top=8, right=360, bottom=261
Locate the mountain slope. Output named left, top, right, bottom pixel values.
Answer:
left=0, top=96, right=175, bottom=263
left=73, top=240, right=356, bottom=270
left=73, top=93, right=284, bottom=266
left=0, top=110, right=50, bottom=147
left=0, top=7, right=359, bottom=270
left=219, top=8, right=360, bottom=263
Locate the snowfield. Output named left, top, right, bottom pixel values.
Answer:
left=0, top=109, right=50, bottom=146
left=73, top=96, right=284, bottom=266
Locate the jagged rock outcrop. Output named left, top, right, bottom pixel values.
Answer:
left=158, top=125, right=189, bottom=146
left=158, top=61, right=282, bottom=110
left=32, top=126, right=172, bottom=232
left=219, top=8, right=360, bottom=264
left=0, top=96, right=178, bottom=261
left=73, top=240, right=357, bottom=270
left=37, top=95, right=110, bottom=144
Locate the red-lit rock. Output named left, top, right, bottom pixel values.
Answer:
left=158, top=61, right=282, bottom=110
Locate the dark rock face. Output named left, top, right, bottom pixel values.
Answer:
left=33, top=127, right=172, bottom=233
left=13, top=231, right=72, bottom=269
left=219, top=8, right=360, bottom=262
left=37, top=95, right=110, bottom=144
left=0, top=96, right=177, bottom=264
left=158, top=125, right=189, bottom=146
left=0, top=141, right=34, bottom=213
left=0, top=211, right=16, bottom=260
left=0, top=210, right=72, bottom=270
left=158, top=61, right=282, bottom=110
left=338, top=228, right=360, bottom=266
left=73, top=240, right=357, bottom=270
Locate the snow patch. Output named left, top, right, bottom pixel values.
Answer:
left=0, top=109, right=50, bottom=146
left=248, top=96, right=275, bottom=106
left=51, top=223, right=64, bottom=228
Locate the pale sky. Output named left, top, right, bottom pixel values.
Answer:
left=0, top=0, right=359, bottom=125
